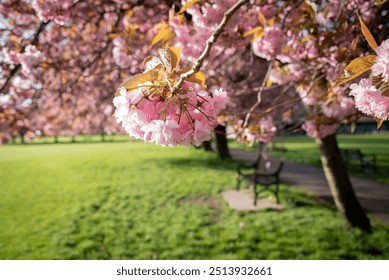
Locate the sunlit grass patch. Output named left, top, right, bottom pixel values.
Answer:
left=0, top=141, right=388, bottom=259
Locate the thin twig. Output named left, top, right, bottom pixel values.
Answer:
left=265, top=72, right=325, bottom=114
left=243, top=60, right=274, bottom=127
left=170, top=0, right=249, bottom=94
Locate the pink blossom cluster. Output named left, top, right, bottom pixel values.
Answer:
left=112, top=6, right=165, bottom=70
left=243, top=116, right=277, bottom=146
left=32, top=0, right=74, bottom=25
left=2, top=48, right=20, bottom=65
left=251, top=25, right=284, bottom=61
left=170, top=22, right=213, bottom=62
left=257, top=116, right=277, bottom=142
left=349, top=79, right=389, bottom=120
left=113, top=82, right=228, bottom=147
left=2, top=45, right=43, bottom=78
left=348, top=40, right=389, bottom=120
left=317, top=0, right=375, bottom=25
left=321, top=96, right=357, bottom=120
left=371, top=39, right=389, bottom=82
left=171, top=0, right=255, bottom=62
left=302, top=119, right=339, bottom=139
left=19, top=45, right=44, bottom=77
left=269, top=63, right=305, bottom=85
left=296, top=84, right=325, bottom=106
left=183, top=0, right=240, bottom=37
left=112, top=37, right=133, bottom=69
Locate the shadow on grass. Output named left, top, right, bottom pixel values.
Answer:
left=151, top=155, right=239, bottom=171
left=7, top=140, right=130, bottom=145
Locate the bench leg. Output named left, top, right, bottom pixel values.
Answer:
left=236, top=175, right=241, bottom=190
left=253, top=186, right=258, bottom=206
left=275, top=183, right=280, bottom=204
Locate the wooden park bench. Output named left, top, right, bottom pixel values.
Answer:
left=341, top=148, right=377, bottom=172
left=236, top=155, right=284, bottom=205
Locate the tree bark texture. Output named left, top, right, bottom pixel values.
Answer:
left=202, top=140, right=213, bottom=151
left=316, top=134, right=371, bottom=233
left=215, top=125, right=231, bottom=159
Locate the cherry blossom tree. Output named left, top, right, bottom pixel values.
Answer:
left=1, top=0, right=389, bottom=232
left=0, top=0, right=173, bottom=141
left=112, top=0, right=389, bottom=232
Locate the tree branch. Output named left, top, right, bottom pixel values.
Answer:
left=243, top=60, right=274, bottom=127
left=171, top=0, right=249, bottom=94
left=0, top=21, right=49, bottom=93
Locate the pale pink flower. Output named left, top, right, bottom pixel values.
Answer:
left=252, top=25, right=284, bottom=61
left=32, top=0, right=73, bottom=25
left=192, top=120, right=213, bottom=146
left=19, top=45, right=43, bottom=77
left=112, top=37, right=133, bottom=69
left=113, top=81, right=228, bottom=146
left=322, top=96, right=356, bottom=120
left=302, top=119, right=339, bottom=139
left=269, top=63, right=305, bottom=85
left=297, top=85, right=326, bottom=106
left=242, top=116, right=277, bottom=145
left=141, top=119, right=179, bottom=147
left=258, top=116, right=277, bottom=142
left=243, top=128, right=257, bottom=146
left=371, top=39, right=389, bottom=82
left=113, top=87, right=130, bottom=124
left=2, top=48, right=20, bottom=65
left=349, top=78, right=389, bottom=119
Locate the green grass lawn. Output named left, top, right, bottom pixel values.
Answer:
left=1, top=141, right=389, bottom=259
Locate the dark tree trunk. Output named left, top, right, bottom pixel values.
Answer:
left=101, top=132, right=105, bottom=142
left=12, top=135, right=16, bottom=144
left=71, top=136, right=76, bottom=143
left=316, top=134, right=371, bottom=233
left=215, top=125, right=231, bottom=159
left=202, top=140, right=213, bottom=151
left=20, top=133, right=25, bottom=144
left=54, top=135, right=58, bottom=143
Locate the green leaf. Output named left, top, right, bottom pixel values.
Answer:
left=331, top=55, right=377, bottom=88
